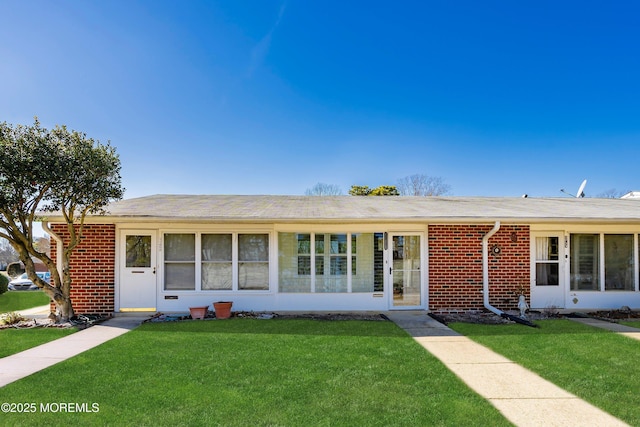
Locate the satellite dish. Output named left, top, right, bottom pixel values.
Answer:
left=560, top=179, right=588, bottom=198
left=576, top=179, right=587, bottom=198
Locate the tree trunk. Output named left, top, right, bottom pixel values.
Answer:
left=16, top=245, right=75, bottom=323
left=49, top=289, right=75, bottom=322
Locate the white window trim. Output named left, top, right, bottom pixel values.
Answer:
left=568, top=231, right=640, bottom=293
left=160, top=230, right=272, bottom=293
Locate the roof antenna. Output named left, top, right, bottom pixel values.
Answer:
left=560, top=179, right=587, bottom=198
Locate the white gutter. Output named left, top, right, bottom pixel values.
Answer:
left=41, top=222, right=63, bottom=276
left=482, top=221, right=502, bottom=316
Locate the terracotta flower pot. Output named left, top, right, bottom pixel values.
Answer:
left=189, top=306, right=209, bottom=320
left=213, top=301, right=233, bottom=319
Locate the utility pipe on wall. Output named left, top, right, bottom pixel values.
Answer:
left=481, top=221, right=537, bottom=327
left=482, top=221, right=502, bottom=316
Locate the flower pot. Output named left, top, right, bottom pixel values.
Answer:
left=213, top=301, right=233, bottom=319
left=189, top=306, right=209, bottom=320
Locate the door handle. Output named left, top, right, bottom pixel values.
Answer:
left=389, top=267, right=392, bottom=275
left=153, top=267, right=156, bottom=275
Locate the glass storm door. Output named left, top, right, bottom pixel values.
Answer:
left=120, top=231, right=157, bottom=311
left=389, top=234, right=423, bottom=308
left=531, top=233, right=564, bottom=309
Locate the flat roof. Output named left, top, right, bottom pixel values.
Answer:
left=42, top=195, right=640, bottom=224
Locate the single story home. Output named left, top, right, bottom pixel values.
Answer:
left=43, top=195, right=640, bottom=315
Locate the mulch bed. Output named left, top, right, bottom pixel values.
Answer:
left=0, top=313, right=109, bottom=330
left=585, top=308, right=640, bottom=322
left=435, top=309, right=562, bottom=325
left=145, top=311, right=388, bottom=323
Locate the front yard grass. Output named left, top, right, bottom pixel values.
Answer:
left=450, top=319, right=640, bottom=426
left=0, top=291, right=50, bottom=313
left=0, top=319, right=511, bottom=426
left=618, top=320, right=640, bottom=328
left=0, top=328, right=77, bottom=358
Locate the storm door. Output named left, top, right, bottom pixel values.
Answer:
left=389, top=234, right=423, bottom=309
left=531, top=233, right=565, bottom=309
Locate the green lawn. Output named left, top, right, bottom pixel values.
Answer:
left=0, top=319, right=511, bottom=426
left=0, top=291, right=50, bottom=313
left=618, top=320, right=640, bottom=328
left=0, top=327, right=77, bottom=358
left=450, top=319, right=640, bottom=426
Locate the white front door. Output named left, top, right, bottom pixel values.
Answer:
left=119, top=230, right=157, bottom=311
left=389, top=234, right=424, bottom=309
left=531, top=233, right=565, bottom=309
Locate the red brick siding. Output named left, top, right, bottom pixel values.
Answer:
left=428, top=224, right=530, bottom=313
left=50, top=224, right=116, bottom=315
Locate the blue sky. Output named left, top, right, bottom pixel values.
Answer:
left=1, top=0, right=639, bottom=198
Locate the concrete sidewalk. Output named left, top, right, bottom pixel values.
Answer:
left=568, top=317, right=640, bottom=341
left=16, top=304, right=51, bottom=317
left=385, top=311, right=629, bottom=427
left=0, top=315, right=148, bottom=388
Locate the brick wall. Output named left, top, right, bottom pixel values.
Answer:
left=428, top=224, right=530, bottom=313
left=50, top=224, right=116, bottom=315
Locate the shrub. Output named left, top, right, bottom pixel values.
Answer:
left=0, top=274, right=8, bottom=295
left=0, top=311, right=25, bottom=325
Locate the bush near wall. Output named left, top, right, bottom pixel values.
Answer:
left=0, top=274, right=8, bottom=295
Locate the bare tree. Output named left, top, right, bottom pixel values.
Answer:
left=0, top=238, right=19, bottom=269
left=305, top=183, right=343, bottom=196
left=595, top=188, right=628, bottom=199
left=397, top=174, right=451, bottom=196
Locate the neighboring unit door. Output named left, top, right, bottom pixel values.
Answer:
left=531, top=234, right=564, bottom=309
left=389, top=234, right=423, bottom=309
left=120, top=231, right=157, bottom=311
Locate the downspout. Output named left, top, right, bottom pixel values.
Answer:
left=41, top=222, right=63, bottom=277
left=482, top=221, right=502, bottom=315
left=482, top=221, right=538, bottom=327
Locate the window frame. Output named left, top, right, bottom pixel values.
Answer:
left=286, top=232, right=370, bottom=293
left=161, top=230, right=271, bottom=293
left=569, top=232, right=640, bottom=292
left=163, top=233, right=196, bottom=291
left=534, top=236, right=560, bottom=287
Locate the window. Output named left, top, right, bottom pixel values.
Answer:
left=238, top=234, right=269, bottom=290
left=329, top=234, right=348, bottom=275
left=318, top=234, right=348, bottom=292
left=352, top=233, right=382, bottom=292
left=201, top=234, right=232, bottom=290
left=315, top=235, right=325, bottom=276
left=535, top=237, right=559, bottom=286
left=279, top=232, right=381, bottom=293
left=164, top=234, right=196, bottom=290
left=604, top=235, right=634, bottom=291
left=126, top=235, right=151, bottom=268
left=570, top=233, right=638, bottom=292
left=297, top=234, right=311, bottom=275
left=570, top=234, right=599, bottom=291
left=163, top=232, right=269, bottom=292
left=278, top=233, right=310, bottom=292
left=295, top=234, right=325, bottom=276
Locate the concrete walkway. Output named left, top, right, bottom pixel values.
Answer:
left=0, top=315, right=148, bottom=388
left=15, top=304, right=51, bottom=317
left=385, top=311, right=629, bottom=427
left=568, top=317, right=640, bottom=341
